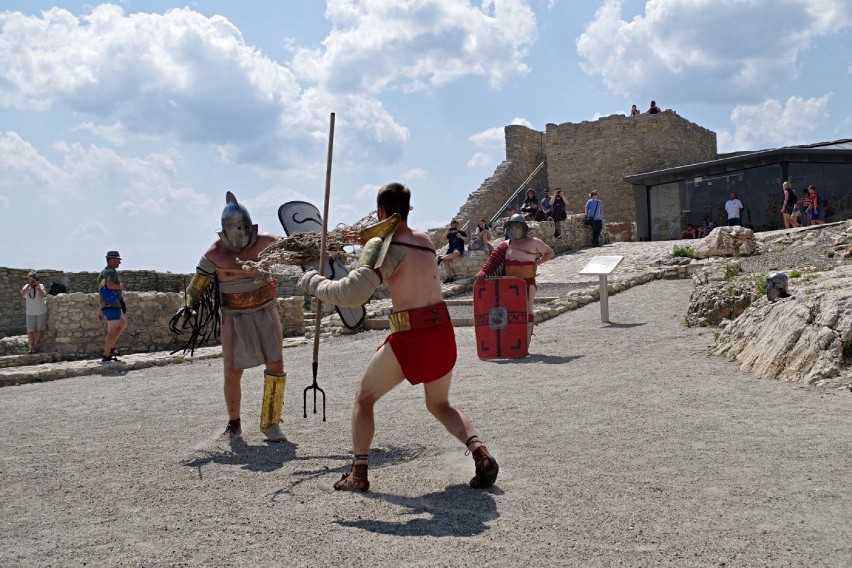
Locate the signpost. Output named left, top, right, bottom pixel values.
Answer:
left=579, top=255, right=624, bottom=323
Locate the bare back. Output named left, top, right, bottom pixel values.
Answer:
left=204, top=233, right=278, bottom=282
left=385, top=224, right=444, bottom=311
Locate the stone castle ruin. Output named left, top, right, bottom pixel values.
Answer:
left=448, top=111, right=716, bottom=232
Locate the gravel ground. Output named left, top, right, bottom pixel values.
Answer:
left=2, top=278, right=851, bottom=567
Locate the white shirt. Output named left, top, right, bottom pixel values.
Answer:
left=725, top=198, right=743, bottom=219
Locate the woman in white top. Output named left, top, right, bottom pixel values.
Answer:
left=470, top=219, right=494, bottom=253
left=20, top=270, right=48, bottom=353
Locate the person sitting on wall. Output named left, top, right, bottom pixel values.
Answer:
left=539, top=189, right=553, bottom=222
left=698, top=220, right=713, bottom=238
left=439, top=219, right=468, bottom=284
left=681, top=224, right=698, bottom=239
left=520, top=189, right=541, bottom=221
left=647, top=100, right=660, bottom=114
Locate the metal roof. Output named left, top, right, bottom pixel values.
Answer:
left=624, top=139, right=852, bottom=186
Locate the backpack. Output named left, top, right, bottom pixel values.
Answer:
left=48, top=282, right=67, bottom=295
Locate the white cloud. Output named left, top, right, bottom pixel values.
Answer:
left=0, top=5, right=408, bottom=171
left=356, top=183, right=380, bottom=201
left=403, top=167, right=427, bottom=179
left=0, top=131, right=68, bottom=195
left=716, top=95, right=832, bottom=152
left=71, top=122, right=127, bottom=147
left=0, top=193, right=9, bottom=208
left=69, top=219, right=109, bottom=241
left=467, top=152, right=494, bottom=168
left=576, top=0, right=852, bottom=103
left=291, top=0, right=537, bottom=93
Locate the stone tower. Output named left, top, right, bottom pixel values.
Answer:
left=451, top=111, right=717, bottom=231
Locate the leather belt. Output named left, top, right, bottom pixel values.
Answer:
left=505, top=264, right=536, bottom=278
left=388, top=302, right=450, bottom=333
left=221, top=284, right=276, bottom=311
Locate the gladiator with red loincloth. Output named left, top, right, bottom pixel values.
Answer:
left=298, top=182, right=498, bottom=492
left=476, top=214, right=555, bottom=344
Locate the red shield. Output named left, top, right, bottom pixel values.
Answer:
left=474, top=277, right=528, bottom=359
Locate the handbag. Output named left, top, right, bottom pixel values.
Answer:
left=583, top=217, right=593, bottom=226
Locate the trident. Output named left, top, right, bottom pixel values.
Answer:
left=305, top=112, right=335, bottom=421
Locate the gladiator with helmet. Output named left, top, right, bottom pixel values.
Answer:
left=171, top=191, right=287, bottom=442
left=476, top=214, right=555, bottom=344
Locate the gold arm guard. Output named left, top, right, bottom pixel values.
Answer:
left=184, top=272, right=213, bottom=306
left=260, top=371, right=287, bottom=433
left=358, top=213, right=401, bottom=269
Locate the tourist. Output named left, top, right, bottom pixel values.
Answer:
left=781, top=181, right=799, bottom=228
left=98, top=251, right=128, bottom=362
left=20, top=270, right=47, bottom=354
left=438, top=219, right=468, bottom=283
left=725, top=193, right=744, bottom=226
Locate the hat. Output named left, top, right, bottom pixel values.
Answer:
left=27, top=270, right=38, bottom=279
left=106, top=250, right=122, bottom=259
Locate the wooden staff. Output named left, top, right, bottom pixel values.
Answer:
left=305, top=112, right=335, bottom=420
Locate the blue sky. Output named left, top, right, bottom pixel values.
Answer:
left=2, top=0, right=850, bottom=272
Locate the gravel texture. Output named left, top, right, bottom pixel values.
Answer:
left=2, top=278, right=851, bottom=567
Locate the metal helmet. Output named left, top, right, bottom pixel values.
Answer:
left=505, top=213, right=529, bottom=240
left=766, top=272, right=790, bottom=301
left=218, top=191, right=258, bottom=252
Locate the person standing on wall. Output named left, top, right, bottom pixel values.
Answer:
left=781, top=181, right=799, bottom=229
left=807, top=185, right=825, bottom=225
left=20, top=270, right=47, bottom=354
left=98, top=251, right=128, bottom=362
left=551, top=188, right=567, bottom=238
left=725, top=193, right=744, bottom=226
left=585, top=191, right=604, bottom=247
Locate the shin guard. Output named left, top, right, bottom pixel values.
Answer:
left=260, top=371, right=287, bottom=433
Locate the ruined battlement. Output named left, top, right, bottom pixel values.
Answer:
left=452, top=110, right=717, bottom=232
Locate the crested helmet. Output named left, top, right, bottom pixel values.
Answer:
left=219, top=191, right=258, bottom=252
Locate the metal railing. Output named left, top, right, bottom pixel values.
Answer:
left=458, top=161, right=546, bottom=234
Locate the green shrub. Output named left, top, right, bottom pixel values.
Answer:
left=724, top=262, right=743, bottom=281
left=827, top=250, right=835, bottom=258
left=789, top=269, right=802, bottom=278
left=843, top=340, right=852, bottom=362
left=754, top=274, right=768, bottom=296
left=672, top=245, right=695, bottom=258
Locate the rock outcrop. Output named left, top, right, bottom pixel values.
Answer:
left=713, top=265, right=852, bottom=389
left=693, top=226, right=757, bottom=259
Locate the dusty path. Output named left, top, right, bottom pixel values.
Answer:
left=1, top=279, right=850, bottom=567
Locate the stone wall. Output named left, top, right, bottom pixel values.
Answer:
left=450, top=111, right=717, bottom=235
left=37, top=292, right=305, bottom=356
left=1, top=265, right=304, bottom=338
left=447, top=125, right=546, bottom=234
left=545, top=111, right=716, bottom=223
left=437, top=215, right=621, bottom=280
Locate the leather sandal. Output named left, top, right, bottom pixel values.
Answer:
left=466, top=436, right=499, bottom=489
left=334, top=457, right=370, bottom=492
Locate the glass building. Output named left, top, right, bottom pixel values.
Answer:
left=626, top=140, right=852, bottom=241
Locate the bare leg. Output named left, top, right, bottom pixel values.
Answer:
left=424, top=373, right=498, bottom=488
left=527, top=284, right=537, bottom=344
left=423, top=372, right=478, bottom=444
left=220, top=315, right=243, bottom=421
left=102, top=317, right=127, bottom=357
left=334, top=344, right=404, bottom=491
left=32, top=329, right=42, bottom=351
left=27, top=331, right=35, bottom=352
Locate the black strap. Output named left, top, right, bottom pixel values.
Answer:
left=391, top=240, right=436, bottom=253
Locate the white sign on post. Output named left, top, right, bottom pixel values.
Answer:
left=579, top=255, right=624, bottom=322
